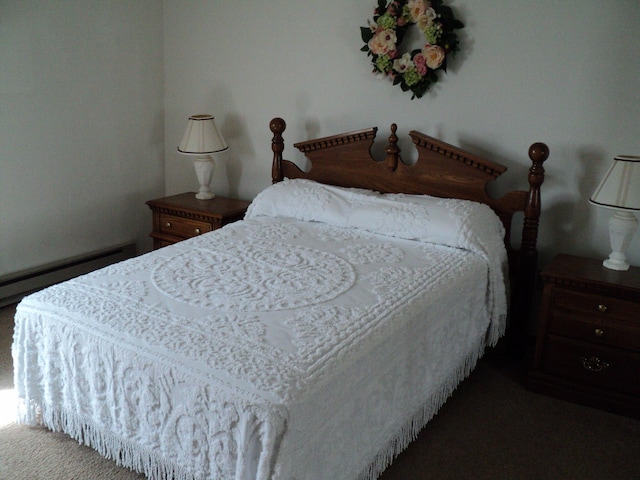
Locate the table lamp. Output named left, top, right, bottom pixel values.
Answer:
left=178, top=114, right=228, bottom=199
left=589, top=155, right=640, bottom=271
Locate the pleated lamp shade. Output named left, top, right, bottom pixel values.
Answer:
left=178, top=115, right=228, bottom=155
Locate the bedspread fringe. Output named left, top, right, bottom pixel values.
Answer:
left=357, top=343, right=485, bottom=480
left=17, top=400, right=196, bottom=480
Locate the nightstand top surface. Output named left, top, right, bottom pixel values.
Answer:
left=146, top=192, right=252, bottom=216
left=543, top=254, right=640, bottom=291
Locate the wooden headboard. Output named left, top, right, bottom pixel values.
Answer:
left=269, top=117, right=548, bottom=353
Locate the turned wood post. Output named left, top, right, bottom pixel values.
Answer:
left=270, top=117, right=286, bottom=183
left=509, top=142, right=548, bottom=356
left=521, top=142, right=549, bottom=261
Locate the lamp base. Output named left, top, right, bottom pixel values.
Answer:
left=603, top=256, right=630, bottom=271
left=193, top=156, right=215, bottom=200
left=195, top=191, right=215, bottom=200
left=603, top=210, right=638, bottom=271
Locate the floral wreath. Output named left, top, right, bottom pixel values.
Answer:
left=361, top=0, right=464, bottom=99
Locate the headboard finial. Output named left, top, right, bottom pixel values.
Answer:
left=528, top=142, right=550, bottom=164
left=271, top=118, right=287, bottom=183
left=270, top=117, right=286, bottom=135
left=385, top=123, right=400, bottom=171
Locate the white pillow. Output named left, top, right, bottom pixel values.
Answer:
left=245, top=178, right=380, bottom=224
left=246, top=179, right=504, bottom=255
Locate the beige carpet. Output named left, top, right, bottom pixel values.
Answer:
left=2, top=302, right=639, bottom=480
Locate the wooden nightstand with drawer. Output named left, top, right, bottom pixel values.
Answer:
left=146, top=193, right=251, bottom=250
left=528, top=254, right=640, bottom=418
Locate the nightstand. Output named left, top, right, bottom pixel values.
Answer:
left=528, top=254, right=640, bottom=418
left=146, top=193, right=251, bottom=249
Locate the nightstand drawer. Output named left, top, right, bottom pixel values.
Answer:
left=158, top=213, right=212, bottom=239
left=542, top=335, right=640, bottom=396
left=552, top=288, right=638, bottom=321
left=548, top=311, right=640, bottom=353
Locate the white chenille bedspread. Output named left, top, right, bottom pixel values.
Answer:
left=13, top=181, right=508, bottom=480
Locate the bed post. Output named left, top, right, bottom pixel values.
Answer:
left=521, top=143, right=548, bottom=259
left=510, top=142, right=548, bottom=355
left=270, top=117, right=286, bottom=183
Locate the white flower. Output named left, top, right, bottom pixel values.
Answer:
left=416, top=8, right=437, bottom=31
left=393, top=53, right=415, bottom=73
left=368, top=28, right=397, bottom=56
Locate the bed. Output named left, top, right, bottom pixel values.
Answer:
left=13, top=117, right=548, bottom=480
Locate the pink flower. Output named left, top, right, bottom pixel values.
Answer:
left=408, top=0, right=428, bottom=21
left=423, top=44, right=445, bottom=69
left=414, top=53, right=428, bottom=76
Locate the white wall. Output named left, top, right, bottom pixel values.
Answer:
left=1, top=1, right=637, bottom=276
left=0, top=1, right=165, bottom=276
left=164, top=0, right=640, bottom=268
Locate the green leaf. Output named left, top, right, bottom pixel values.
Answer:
left=439, top=6, right=453, bottom=18
left=361, top=26, right=373, bottom=43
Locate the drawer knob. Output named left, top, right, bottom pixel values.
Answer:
left=597, top=304, right=608, bottom=313
left=594, top=328, right=604, bottom=337
left=580, top=356, right=610, bottom=372
left=195, top=228, right=201, bottom=234
left=165, top=222, right=172, bottom=228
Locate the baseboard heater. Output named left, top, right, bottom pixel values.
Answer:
left=0, top=242, right=137, bottom=307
